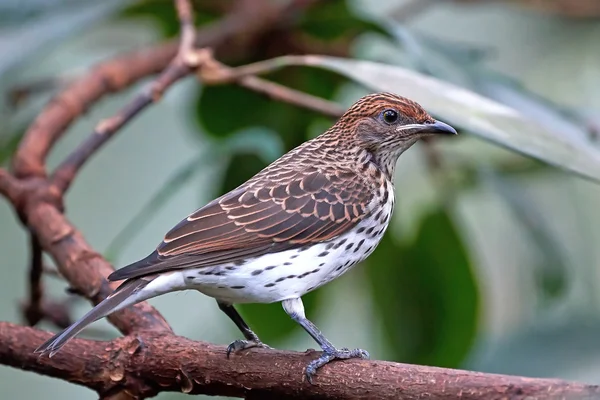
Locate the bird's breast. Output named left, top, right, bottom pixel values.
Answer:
left=182, top=184, right=395, bottom=304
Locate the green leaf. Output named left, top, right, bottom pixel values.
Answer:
left=197, top=85, right=274, bottom=139
left=478, top=166, right=568, bottom=302
left=285, top=55, right=600, bottom=183
left=299, top=0, right=387, bottom=41
left=387, top=23, right=591, bottom=146
left=0, top=130, right=23, bottom=166
left=367, top=209, right=479, bottom=367
left=237, top=290, right=321, bottom=345
left=221, top=127, right=285, bottom=164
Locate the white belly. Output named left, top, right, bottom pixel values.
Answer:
left=175, top=197, right=394, bottom=304
left=136, top=184, right=395, bottom=305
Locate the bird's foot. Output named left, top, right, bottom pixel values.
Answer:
left=226, top=339, right=272, bottom=358
left=305, top=347, right=369, bottom=384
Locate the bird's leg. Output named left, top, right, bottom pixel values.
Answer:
left=217, top=301, right=272, bottom=357
left=282, top=298, right=369, bottom=383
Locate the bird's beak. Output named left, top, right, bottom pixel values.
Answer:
left=416, top=120, right=458, bottom=135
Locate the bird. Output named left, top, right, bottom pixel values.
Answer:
left=35, top=92, right=457, bottom=382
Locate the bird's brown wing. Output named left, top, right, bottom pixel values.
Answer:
left=108, top=167, right=374, bottom=281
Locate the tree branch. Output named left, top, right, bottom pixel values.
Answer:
left=1, top=322, right=597, bottom=399
left=198, top=56, right=345, bottom=118
left=10, top=0, right=295, bottom=180
left=50, top=0, right=205, bottom=193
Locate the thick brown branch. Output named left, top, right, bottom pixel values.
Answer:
left=11, top=41, right=178, bottom=180
left=1, top=322, right=598, bottom=399
left=0, top=168, right=23, bottom=205
left=26, top=203, right=171, bottom=335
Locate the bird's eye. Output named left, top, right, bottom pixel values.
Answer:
left=382, top=109, right=399, bottom=125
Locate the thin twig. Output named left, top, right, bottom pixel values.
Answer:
left=21, top=299, right=73, bottom=329
left=22, top=235, right=44, bottom=326
left=49, top=45, right=348, bottom=192
left=10, top=0, right=312, bottom=180
left=238, top=76, right=344, bottom=117
left=176, top=0, right=195, bottom=55
left=198, top=56, right=345, bottom=117
left=50, top=1, right=205, bottom=193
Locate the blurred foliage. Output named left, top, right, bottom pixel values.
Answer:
left=105, top=127, right=285, bottom=262
left=478, top=167, right=568, bottom=304
left=197, top=68, right=342, bottom=191
left=388, top=24, right=594, bottom=145
left=299, top=54, right=600, bottom=182
left=367, top=209, right=479, bottom=367
left=0, top=0, right=130, bottom=78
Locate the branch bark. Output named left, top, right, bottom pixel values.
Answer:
left=1, top=322, right=598, bottom=399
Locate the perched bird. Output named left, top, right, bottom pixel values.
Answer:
left=36, top=92, right=456, bottom=382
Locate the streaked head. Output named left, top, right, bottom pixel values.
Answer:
left=338, top=92, right=456, bottom=152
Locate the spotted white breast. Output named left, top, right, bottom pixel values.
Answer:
left=140, top=179, right=396, bottom=305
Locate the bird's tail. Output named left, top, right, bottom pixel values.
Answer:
left=35, top=278, right=150, bottom=357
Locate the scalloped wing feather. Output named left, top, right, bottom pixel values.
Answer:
left=108, top=166, right=374, bottom=282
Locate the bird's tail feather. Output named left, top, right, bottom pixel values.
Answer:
left=35, top=278, right=149, bottom=357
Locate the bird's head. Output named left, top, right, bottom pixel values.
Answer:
left=340, top=92, right=456, bottom=152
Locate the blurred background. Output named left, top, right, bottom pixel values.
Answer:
left=1, top=0, right=600, bottom=398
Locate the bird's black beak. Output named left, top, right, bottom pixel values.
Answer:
left=417, top=120, right=457, bottom=135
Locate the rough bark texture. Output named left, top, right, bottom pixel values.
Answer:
left=1, top=322, right=598, bottom=399
left=1, top=0, right=599, bottom=398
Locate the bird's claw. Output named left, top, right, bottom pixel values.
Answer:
left=226, top=339, right=272, bottom=358
left=305, top=347, right=370, bottom=384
